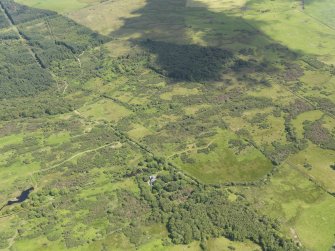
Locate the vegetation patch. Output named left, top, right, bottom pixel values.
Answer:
left=174, top=130, right=272, bottom=184
left=0, top=0, right=334, bottom=250
left=142, top=40, right=233, bottom=81
left=304, top=120, right=335, bottom=150
left=79, top=99, right=132, bottom=122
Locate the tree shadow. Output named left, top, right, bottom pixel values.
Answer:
left=0, top=0, right=111, bottom=58
left=142, top=39, right=233, bottom=81
left=110, top=0, right=299, bottom=83
left=0, top=0, right=56, bottom=25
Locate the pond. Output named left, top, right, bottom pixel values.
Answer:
left=0, top=187, right=34, bottom=211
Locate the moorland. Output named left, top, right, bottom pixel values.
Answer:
left=0, top=0, right=334, bottom=250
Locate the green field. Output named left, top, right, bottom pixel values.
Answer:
left=241, top=163, right=335, bottom=251
left=15, top=0, right=100, bottom=13
left=174, top=129, right=272, bottom=183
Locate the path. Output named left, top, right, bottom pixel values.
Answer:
left=76, top=50, right=85, bottom=69
left=290, top=227, right=302, bottom=247
left=32, top=141, right=122, bottom=175
left=62, top=81, right=68, bottom=94
left=167, top=140, right=215, bottom=159
left=106, top=227, right=123, bottom=236
left=45, top=17, right=55, bottom=40
left=6, top=230, right=18, bottom=250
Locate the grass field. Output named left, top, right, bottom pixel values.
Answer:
left=244, top=0, right=335, bottom=64
left=16, top=0, right=100, bottom=13
left=78, top=99, right=132, bottom=122
left=240, top=163, right=335, bottom=251
left=304, top=0, right=335, bottom=29
left=160, top=86, right=200, bottom=101
left=68, top=0, right=147, bottom=35
left=174, top=129, right=272, bottom=183
left=288, top=144, right=335, bottom=193
left=127, top=123, right=153, bottom=140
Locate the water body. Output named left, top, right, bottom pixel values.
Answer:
left=0, top=187, right=34, bottom=211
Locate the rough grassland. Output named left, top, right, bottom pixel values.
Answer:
left=174, top=129, right=272, bottom=183
left=288, top=144, right=335, bottom=193
left=241, top=164, right=335, bottom=251
left=15, top=0, right=100, bottom=13
left=78, top=99, right=132, bottom=122
left=0, top=0, right=334, bottom=250
left=244, top=0, right=335, bottom=64
left=68, top=0, right=147, bottom=35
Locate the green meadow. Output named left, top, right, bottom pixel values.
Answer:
left=241, top=164, right=335, bottom=251
left=15, top=0, right=100, bottom=13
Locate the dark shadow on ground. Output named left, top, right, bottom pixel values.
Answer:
left=110, top=0, right=300, bottom=83
left=142, top=39, right=233, bottom=81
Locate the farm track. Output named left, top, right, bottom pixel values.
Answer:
left=32, top=141, right=122, bottom=175
left=167, top=140, right=215, bottom=159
